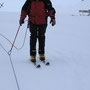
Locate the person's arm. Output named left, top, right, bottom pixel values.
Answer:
left=45, top=0, right=56, bottom=18
left=45, top=0, right=56, bottom=26
left=19, top=0, right=30, bottom=25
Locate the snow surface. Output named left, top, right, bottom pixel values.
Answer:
left=0, top=11, right=90, bottom=90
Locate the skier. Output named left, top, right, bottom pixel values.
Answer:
left=19, top=0, right=56, bottom=63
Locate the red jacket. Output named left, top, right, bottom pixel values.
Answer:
left=20, top=0, right=56, bottom=25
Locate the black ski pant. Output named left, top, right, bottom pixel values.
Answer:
left=29, top=22, right=47, bottom=56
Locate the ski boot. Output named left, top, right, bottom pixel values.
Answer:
left=39, top=54, right=45, bottom=61
left=30, top=55, right=36, bottom=62
left=30, top=55, right=41, bottom=68
left=39, top=54, right=49, bottom=65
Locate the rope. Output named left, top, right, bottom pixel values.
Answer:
left=0, top=43, right=20, bottom=90
left=0, top=25, right=28, bottom=90
left=9, top=55, right=20, bottom=90
left=0, top=27, right=28, bottom=50
left=0, top=43, right=8, bottom=54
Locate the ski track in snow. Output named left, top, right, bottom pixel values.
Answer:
left=0, top=12, right=90, bottom=90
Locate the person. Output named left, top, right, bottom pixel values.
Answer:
left=19, top=0, right=56, bottom=62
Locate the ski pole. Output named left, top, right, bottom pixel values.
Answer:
left=8, top=25, right=21, bottom=55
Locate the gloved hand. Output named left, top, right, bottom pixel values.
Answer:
left=19, top=19, right=24, bottom=26
left=50, top=18, right=56, bottom=26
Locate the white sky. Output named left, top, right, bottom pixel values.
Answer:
left=0, top=0, right=90, bottom=12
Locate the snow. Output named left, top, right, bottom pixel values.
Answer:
left=0, top=6, right=90, bottom=90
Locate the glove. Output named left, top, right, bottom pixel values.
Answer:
left=19, top=19, right=24, bottom=26
left=50, top=18, right=56, bottom=26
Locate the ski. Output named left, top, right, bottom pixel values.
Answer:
left=31, top=62, right=41, bottom=68
left=41, top=60, right=50, bottom=66
left=29, top=59, right=50, bottom=68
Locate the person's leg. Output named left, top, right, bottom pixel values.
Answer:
left=38, top=24, right=47, bottom=60
left=29, top=22, right=38, bottom=62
